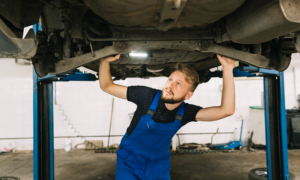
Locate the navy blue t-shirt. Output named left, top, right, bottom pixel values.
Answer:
left=126, top=86, right=202, bottom=136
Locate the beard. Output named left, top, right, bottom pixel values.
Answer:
left=160, top=89, right=185, bottom=104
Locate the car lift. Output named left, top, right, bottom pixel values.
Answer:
left=32, top=24, right=289, bottom=180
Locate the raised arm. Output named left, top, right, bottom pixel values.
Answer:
left=195, top=55, right=235, bottom=121
left=99, top=55, right=128, bottom=99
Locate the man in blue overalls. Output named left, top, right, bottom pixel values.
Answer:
left=99, top=54, right=235, bottom=180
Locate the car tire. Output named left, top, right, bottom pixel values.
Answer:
left=0, top=177, right=20, bottom=180
left=248, top=168, right=297, bottom=180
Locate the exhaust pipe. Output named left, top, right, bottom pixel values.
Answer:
left=225, top=0, right=300, bottom=44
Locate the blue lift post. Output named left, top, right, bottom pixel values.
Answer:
left=32, top=24, right=289, bottom=180
left=33, top=23, right=54, bottom=180
left=279, top=73, right=289, bottom=180
left=33, top=68, right=96, bottom=180
left=263, top=72, right=289, bottom=180
left=32, top=68, right=97, bottom=180
left=210, top=66, right=289, bottom=179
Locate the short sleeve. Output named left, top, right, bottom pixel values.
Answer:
left=127, top=86, right=157, bottom=106
left=181, top=103, right=202, bottom=126
left=126, top=86, right=157, bottom=136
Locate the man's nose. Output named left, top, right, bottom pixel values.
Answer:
left=169, top=82, right=175, bottom=89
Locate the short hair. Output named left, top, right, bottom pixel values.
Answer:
left=175, top=63, right=200, bottom=92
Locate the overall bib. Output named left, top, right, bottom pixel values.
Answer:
left=116, top=90, right=185, bottom=180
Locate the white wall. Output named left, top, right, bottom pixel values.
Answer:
left=0, top=53, right=300, bottom=150
left=284, top=53, right=300, bottom=109
left=0, top=59, right=33, bottom=151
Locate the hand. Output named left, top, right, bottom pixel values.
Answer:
left=101, top=54, right=120, bottom=63
left=216, top=54, right=235, bottom=70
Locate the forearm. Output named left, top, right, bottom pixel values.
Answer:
left=220, top=67, right=235, bottom=116
left=195, top=55, right=235, bottom=121
left=99, top=59, right=113, bottom=92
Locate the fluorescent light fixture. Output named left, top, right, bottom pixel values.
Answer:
left=129, top=52, right=148, bottom=57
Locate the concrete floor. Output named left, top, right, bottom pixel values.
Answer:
left=0, top=149, right=299, bottom=180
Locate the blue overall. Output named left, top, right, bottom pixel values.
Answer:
left=116, top=90, right=185, bottom=180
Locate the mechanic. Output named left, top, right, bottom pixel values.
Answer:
left=99, top=54, right=235, bottom=180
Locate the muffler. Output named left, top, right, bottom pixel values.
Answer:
left=225, top=0, right=300, bottom=44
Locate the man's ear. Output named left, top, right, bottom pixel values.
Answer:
left=185, top=91, right=193, bottom=100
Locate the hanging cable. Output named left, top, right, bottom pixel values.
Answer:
left=54, top=82, right=117, bottom=152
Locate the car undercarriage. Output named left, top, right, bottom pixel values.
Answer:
left=0, top=0, right=300, bottom=82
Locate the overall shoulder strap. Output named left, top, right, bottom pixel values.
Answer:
left=147, top=90, right=162, bottom=116
left=175, top=102, right=185, bottom=121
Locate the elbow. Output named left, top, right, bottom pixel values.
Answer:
left=223, top=108, right=235, bottom=117
left=99, top=84, right=108, bottom=93
left=100, top=83, right=113, bottom=94
left=225, top=111, right=235, bottom=117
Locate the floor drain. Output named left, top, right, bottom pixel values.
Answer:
left=0, top=177, right=20, bottom=180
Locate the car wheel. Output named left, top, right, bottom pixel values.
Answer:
left=248, top=168, right=296, bottom=180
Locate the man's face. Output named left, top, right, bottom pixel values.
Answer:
left=161, top=71, right=193, bottom=104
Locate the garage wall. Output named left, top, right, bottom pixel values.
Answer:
left=0, top=54, right=300, bottom=151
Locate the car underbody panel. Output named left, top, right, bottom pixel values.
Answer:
left=0, top=0, right=300, bottom=81
left=83, top=0, right=245, bottom=30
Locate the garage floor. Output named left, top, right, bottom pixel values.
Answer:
left=0, top=149, right=299, bottom=180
